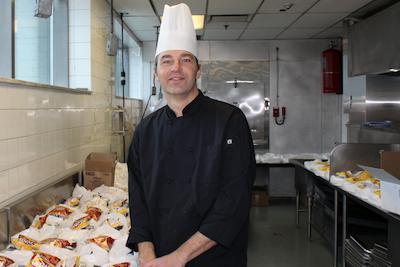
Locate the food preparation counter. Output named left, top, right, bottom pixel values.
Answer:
left=290, top=145, right=400, bottom=267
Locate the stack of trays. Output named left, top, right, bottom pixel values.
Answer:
left=371, top=243, right=392, bottom=267
left=345, top=236, right=371, bottom=266
left=312, top=184, right=334, bottom=244
left=345, top=236, right=392, bottom=267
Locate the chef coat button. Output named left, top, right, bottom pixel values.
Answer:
left=188, top=147, right=193, bottom=152
left=163, top=240, right=168, bottom=245
left=183, top=209, right=187, bottom=214
left=168, top=120, right=173, bottom=125
left=167, top=149, right=172, bottom=154
left=167, top=179, right=171, bottom=184
left=165, top=209, right=169, bottom=214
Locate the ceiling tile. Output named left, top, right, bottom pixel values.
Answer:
left=308, top=0, right=373, bottom=12
left=276, top=28, right=326, bottom=39
left=111, top=0, right=155, bottom=16
left=205, top=22, right=248, bottom=29
left=312, top=27, right=343, bottom=38
left=240, top=29, right=284, bottom=39
left=151, top=0, right=207, bottom=15
left=203, top=29, right=244, bottom=40
left=122, top=17, right=160, bottom=31
left=290, top=13, right=350, bottom=28
left=248, top=14, right=301, bottom=28
left=258, top=0, right=318, bottom=13
left=132, top=31, right=159, bottom=41
left=207, top=0, right=264, bottom=15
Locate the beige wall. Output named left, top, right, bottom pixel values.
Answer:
left=0, top=0, right=142, bottom=208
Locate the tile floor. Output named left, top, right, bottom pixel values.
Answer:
left=247, top=198, right=337, bottom=267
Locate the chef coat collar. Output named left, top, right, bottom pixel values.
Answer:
left=166, top=90, right=204, bottom=118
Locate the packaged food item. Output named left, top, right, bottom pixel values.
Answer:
left=336, top=171, right=355, bottom=178
left=48, top=206, right=75, bottom=219
left=26, top=252, right=60, bottom=267
left=11, top=235, right=37, bottom=250
left=0, top=255, right=15, bottom=267
left=31, top=238, right=77, bottom=250
left=31, top=215, right=49, bottom=229
left=111, top=206, right=129, bottom=217
left=85, top=206, right=103, bottom=221
left=87, top=195, right=108, bottom=208
left=65, top=196, right=82, bottom=208
left=346, top=177, right=357, bottom=184
left=71, top=216, right=90, bottom=231
left=374, top=190, right=381, bottom=197
left=57, top=256, right=80, bottom=267
left=109, top=263, right=130, bottom=267
left=104, top=218, right=123, bottom=231
left=355, top=170, right=373, bottom=181
left=86, top=236, right=115, bottom=251
left=367, top=178, right=380, bottom=185
left=109, top=199, right=128, bottom=209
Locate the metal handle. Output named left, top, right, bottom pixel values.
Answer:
left=264, top=98, right=270, bottom=112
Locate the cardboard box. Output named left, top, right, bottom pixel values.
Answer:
left=381, top=151, right=400, bottom=180
left=251, top=186, right=269, bottom=207
left=359, top=165, right=400, bottom=215
left=84, top=153, right=116, bottom=190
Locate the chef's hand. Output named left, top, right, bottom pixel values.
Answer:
left=141, top=252, right=186, bottom=267
left=141, top=232, right=216, bottom=267
left=138, top=242, right=156, bottom=266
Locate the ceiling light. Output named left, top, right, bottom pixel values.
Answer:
left=192, top=15, right=204, bottom=30
left=160, top=15, right=204, bottom=30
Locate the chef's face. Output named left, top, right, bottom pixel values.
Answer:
left=155, top=50, right=201, bottom=97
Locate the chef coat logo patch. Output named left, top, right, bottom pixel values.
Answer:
left=227, top=139, right=233, bottom=145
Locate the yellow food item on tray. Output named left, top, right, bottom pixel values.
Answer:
left=367, top=178, right=380, bottom=185
left=355, top=171, right=373, bottom=181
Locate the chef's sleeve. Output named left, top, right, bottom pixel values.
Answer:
left=126, top=127, right=154, bottom=251
left=198, top=109, right=256, bottom=249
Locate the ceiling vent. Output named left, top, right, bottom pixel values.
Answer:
left=207, top=15, right=249, bottom=23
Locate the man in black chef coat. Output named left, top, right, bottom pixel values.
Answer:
left=126, top=3, right=256, bottom=267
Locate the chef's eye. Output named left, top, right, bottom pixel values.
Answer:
left=182, top=58, right=191, bottom=62
left=162, top=60, right=172, bottom=64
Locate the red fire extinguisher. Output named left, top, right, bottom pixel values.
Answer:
left=322, top=43, right=342, bottom=94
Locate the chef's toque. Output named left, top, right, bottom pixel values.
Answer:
left=155, top=3, right=198, bottom=59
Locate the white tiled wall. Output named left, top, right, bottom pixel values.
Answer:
left=0, top=0, right=142, bottom=207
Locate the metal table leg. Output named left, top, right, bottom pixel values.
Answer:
left=308, top=196, right=312, bottom=239
left=334, top=189, right=338, bottom=267
left=296, top=189, right=300, bottom=227
left=343, top=195, right=347, bottom=267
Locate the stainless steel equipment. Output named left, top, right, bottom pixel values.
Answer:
left=201, top=61, right=270, bottom=151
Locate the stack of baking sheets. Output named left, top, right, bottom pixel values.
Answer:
left=345, top=236, right=392, bottom=267
left=370, top=243, right=392, bottom=267
left=345, top=236, right=371, bottom=267
left=312, top=184, right=335, bottom=245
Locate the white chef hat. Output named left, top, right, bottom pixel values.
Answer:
left=155, top=3, right=198, bottom=59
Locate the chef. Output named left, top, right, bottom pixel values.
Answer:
left=126, top=3, right=256, bottom=267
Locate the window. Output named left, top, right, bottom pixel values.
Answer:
left=0, top=0, right=68, bottom=86
left=116, top=40, right=130, bottom=97
left=15, top=0, right=51, bottom=84
left=114, top=19, right=143, bottom=99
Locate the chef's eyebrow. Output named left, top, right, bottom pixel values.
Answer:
left=160, top=53, right=195, bottom=60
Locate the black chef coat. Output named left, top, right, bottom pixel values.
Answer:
left=127, top=90, right=256, bottom=267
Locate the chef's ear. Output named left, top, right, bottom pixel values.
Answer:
left=196, top=64, right=202, bottom=80
left=154, top=67, right=159, bottom=82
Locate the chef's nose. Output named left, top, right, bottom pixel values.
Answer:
left=171, top=61, right=182, bottom=72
